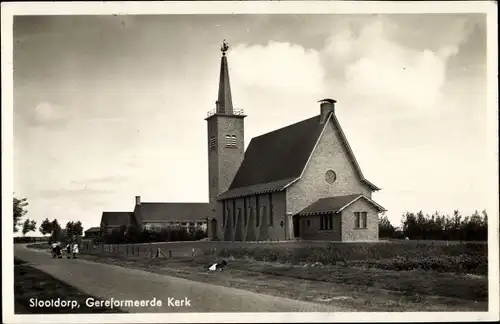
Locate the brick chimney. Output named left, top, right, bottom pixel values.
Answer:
left=319, top=98, right=336, bottom=124
left=135, top=196, right=141, bottom=206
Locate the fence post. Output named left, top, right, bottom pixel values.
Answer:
left=169, top=250, right=172, bottom=258
left=192, top=248, right=195, bottom=257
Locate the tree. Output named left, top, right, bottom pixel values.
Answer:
left=22, top=218, right=37, bottom=236
left=378, top=213, right=395, bottom=238
left=39, top=218, right=53, bottom=236
left=65, top=221, right=84, bottom=243
left=72, top=221, right=83, bottom=236
left=13, top=197, right=29, bottom=232
left=49, top=219, right=64, bottom=243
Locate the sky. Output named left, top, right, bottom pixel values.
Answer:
left=12, top=13, right=492, bottom=232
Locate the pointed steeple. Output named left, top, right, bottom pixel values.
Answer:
left=216, top=39, right=233, bottom=114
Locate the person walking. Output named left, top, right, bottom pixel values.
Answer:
left=66, top=243, right=72, bottom=258
left=54, top=242, right=62, bottom=258
left=51, top=241, right=58, bottom=258
left=72, top=242, right=79, bottom=259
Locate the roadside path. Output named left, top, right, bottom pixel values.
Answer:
left=15, top=244, right=352, bottom=313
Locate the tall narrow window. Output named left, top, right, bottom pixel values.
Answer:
left=262, top=206, right=267, bottom=227
left=354, top=212, right=360, bottom=229
left=361, top=212, right=368, bottom=229
left=222, top=201, right=226, bottom=228
left=235, top=208, right=241, bottom=228
left=269, top=193, right=274, bottom=227
left=243, top=198, right=248, bottom=226
left=320, top=215, right=324, bottom=230
left=249, top=206, right=253, bottom=226
left=232, top=200, right=236, bottom=228
left=256, top=196, right=260, bottom=227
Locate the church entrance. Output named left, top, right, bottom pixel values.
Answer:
left=210, top=218, right=218, bottom=240
left=293, top=215, right=300, bottom=239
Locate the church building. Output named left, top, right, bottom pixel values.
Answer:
left=206, top=41, right=386, bottom=242
left=99, top=40, right=385, bottom=242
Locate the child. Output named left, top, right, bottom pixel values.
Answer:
left=51, top=242, right=58, bottom=258
left=66, top=244, right=72, bottom=258
left=72, top=243, right=79, bottom=259
left=54, top=242, right=62, bottom=258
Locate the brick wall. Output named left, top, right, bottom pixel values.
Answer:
left=207, top=115, right=245, bottom=203
left=299, top=214, right=342, bottom=241
left=341, top=198, right=379, bottom=242
left=286, top=116, right=372, bottom=216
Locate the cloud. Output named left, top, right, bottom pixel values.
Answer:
left=228, top=16, right=476, bottom=115
left=322, top=18, right=468, bottom=112
left=230, top=41, right=326, bottom=95
left=71, top=175, right=129, bottom=186
left=31, top=101, right=68, bottom=126
left=38, top=187, right=115, bottom=199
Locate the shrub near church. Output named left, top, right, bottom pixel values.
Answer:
left=102, top=225, right=207, bottom=244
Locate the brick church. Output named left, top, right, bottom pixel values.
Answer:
left=206, top=41, right=386, bottom=242
left=101, top=41, right=386, bottom=242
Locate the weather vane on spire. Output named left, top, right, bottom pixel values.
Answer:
left=221, top=39, right=229, bottom=55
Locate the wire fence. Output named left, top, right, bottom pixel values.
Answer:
left=79, top=239, right=327, bottom=259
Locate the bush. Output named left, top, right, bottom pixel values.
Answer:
left=217, top=241, right=488, bottom=275
left=102, top=226, right=208, bottom=244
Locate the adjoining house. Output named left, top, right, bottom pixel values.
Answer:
left=99, top=197, right=209, bottom=233
left=100, top=211, right=137, bottom=233
left=98, top=40, right=385, bottom=242
left=133, top=196, right=208, bottom=231
left=84, top=227, right=101, bottom=239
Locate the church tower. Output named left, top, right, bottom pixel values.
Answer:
left=206, top=40, right=246, bottom=238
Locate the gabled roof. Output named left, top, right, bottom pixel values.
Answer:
left=217, top=113, right=379, bottom=200
left=84, top=227, right=101, bottom=233
left=330, top=114, right=380, bottom=191
left=297, top=194, right=386, bottom=216
left=137, top=202, right=211, bottom=223
left=100, top=211, right=136, bottom=227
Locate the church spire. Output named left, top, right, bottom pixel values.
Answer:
left=216, top=39, right=233, bottom=114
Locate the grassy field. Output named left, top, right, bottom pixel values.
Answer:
left=33, top=239, right=487, bottom=312
left=77, top=253, right=487, bottom=312
left=14, top=257, right=126, bottom=314
left=212, top=241, right=488, bottom=275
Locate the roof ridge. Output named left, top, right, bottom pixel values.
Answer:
left=102, top=211, right=132, bottom=213
left=141, top=202, right=209, bottom=204
left=251, top=115, right=320, bottom=141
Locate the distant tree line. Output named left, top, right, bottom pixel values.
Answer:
left=14, top=197, right=38, bottom=237
left=13, top=196, right=85, bottom=245
left=379, top=210, right=488, bottom=241
left=39, top=218, right=84, bottom=244
left=100, top=225, right=208, bottom=244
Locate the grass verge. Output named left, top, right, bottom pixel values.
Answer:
left=78, top=253, right=488, bottom=312
left=14, top=257, right=126, bottom=314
